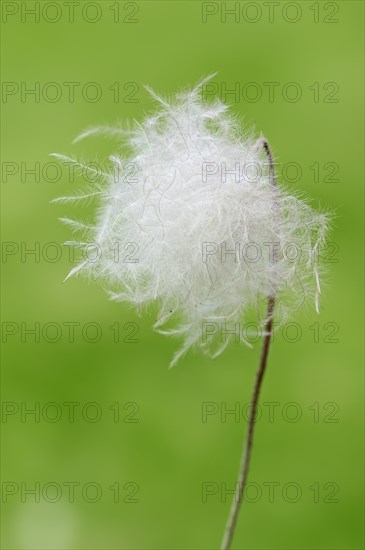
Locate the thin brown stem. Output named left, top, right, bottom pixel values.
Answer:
left=220, top=138, right=277, bottom=550
left=220, top=296, right=275, bottom=550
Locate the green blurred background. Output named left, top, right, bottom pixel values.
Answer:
left=1, top=1, right=364, bottom=548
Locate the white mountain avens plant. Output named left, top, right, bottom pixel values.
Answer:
left=53, top=76, right=328, bottom=550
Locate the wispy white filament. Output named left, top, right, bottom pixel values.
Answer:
left=54, top=77, right=328, bottom=365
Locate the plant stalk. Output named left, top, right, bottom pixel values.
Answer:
left=220, top=295, right=275, bottom=550
left=220, top=138, right=277, bottom=550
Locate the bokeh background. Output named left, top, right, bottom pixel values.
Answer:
left=1, top=1, right=364, bottom=548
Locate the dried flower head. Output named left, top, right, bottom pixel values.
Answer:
left=54, top=76, right=328, bottom=365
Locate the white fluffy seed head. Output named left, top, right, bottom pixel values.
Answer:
left=55, top=77, right=329, bottom=365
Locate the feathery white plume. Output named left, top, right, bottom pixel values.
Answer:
left=55, top=77, right=328, bottom=365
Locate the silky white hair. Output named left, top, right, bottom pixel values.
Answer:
left=54, top=77, right=328, bottom=365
